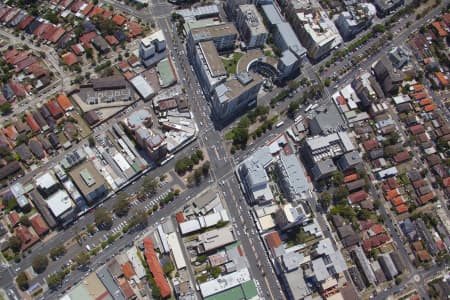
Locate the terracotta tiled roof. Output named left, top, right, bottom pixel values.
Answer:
left=61, top=52, right=78, bottom=66
left=112, top=14, right=126, bottom=26
left=343, top=173, right=358, bottom=183
left=30, top=214, right=49, bottom=236
left=348, top=190, right=367, bottom=204
left=8, top=211, right=20, bottom=227
left=393, top=151, right=410, bottom=163
left=362, top=139, right=378, bottom=151
left=25, top=113, right=40, bottom=132
left=143, top=237, right=171, bottom=298
left=56, top=94, right=73, bottom=111
left=175, top=212, right=185, bottom=224
left=395, top=204, right=408, bottom=214
left=265, top=231, right=282, bottom=249
left=121, top=262, right=135, bottom=280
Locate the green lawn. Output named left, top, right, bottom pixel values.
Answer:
left=222, top=52, right=244, bottom=75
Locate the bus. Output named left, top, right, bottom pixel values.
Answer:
left=275, top=121, right=285, bottom=128
left=310, top=104, right=319, bottom=111
left=294, top=115, right=303, bottom=123
left=304, top=104, right=313, bottom=112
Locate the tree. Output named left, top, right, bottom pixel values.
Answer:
left=85, top=47, right=94, bottom=59
left=232, top=127, right=249, bottom=147
left=8, top=236, right=22, bottom=253
left=50, top=244, right=66, bottom=260
left=88, top=136, right=96, bottom=147
left=333, top=186, right=349, bottom=203
left=16, top=272, right=29, bottom=290
left=331, top=171, right=344, bottom=186
left=47, top=272, right=64, bottom=289
left=319, top=192, right=332, bottom=209
left=196, top=149, right=204, bottom=161
left=19, top=215, right=30, bottom=226
left=163, top=261, right=174, bottom=276
left=194, top=168, right=202, bottom=185
left=191, top=152, right=200, bottom=164
left=74, top=250, right=90, bottom=266
left=130, top=209, right=147, bottom=228
left=113, top=193, right=130, bottom=217
left=143, top=177, right=158, bottom=194
left=202, top=161, right=210, bottom=176
left=95, top=207, right=113, bottom=229
left=209, top=266, right=221, bottom=278
left=0, top=103, right=12, bottom=114
left=32, top=254, right=49, bottom=273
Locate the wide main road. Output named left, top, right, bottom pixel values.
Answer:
left=157, top=14, right=286, bottom=299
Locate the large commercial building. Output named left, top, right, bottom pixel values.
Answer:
left=335, top=3, right=376, bottom=41
left=211, top=71, right=263, bottom=121
left=197, top=226, right=236, bottom=253
left=236, top=4, right=268, bottom=49
left=274, top=153, right=312, bottom=202
left=122, top=109, right=167, bottom=161
left=280, top=0, right=342, bottom=61
left=69, top=160, right=108, bottom=204
left=187, top=23, right=239, bottom=56
left=261, top=4, right=306, bottom=60
left=191, top=40, right=227, bottom=96
left=238, top=147, right=274, bottom=205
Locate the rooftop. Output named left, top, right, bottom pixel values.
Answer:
left=69, top=160, right=107, bottom=198
left=190, top=23, right=238, bottom=42
left=46, top=189, right=74, bottom=218
left=199, top=41, right=226, bottom=76
left=238, top=4, right=268, bottom=35
left=215, top=71, right=262, bottom=104
left=200, top=267, right=251, bottom=298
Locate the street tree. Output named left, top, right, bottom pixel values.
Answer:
left=16, top=272, right=29, bottom=290
left=319, top=192, right=332, bottom=209
left=74, top=251, right=90, bottom=266
left=143, top=177, right=158, bottom=194
left=130, top=210, right=147, bottom=228
left=113, top=192, right=130, bottom=217
left=95, top=207, right=113, bottom=229
left=202, top=161, right=210, bottom=176
left=32, top=254, right=49, bottom=273
left=50, top=244, right=66, bottom=260
left=194, top=169, right=202, bottom=185
left=47, top=273, right=64, bottom=289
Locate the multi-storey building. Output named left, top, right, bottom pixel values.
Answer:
left=236, top=4, right=268, bottom=49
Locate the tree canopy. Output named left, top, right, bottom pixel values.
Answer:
left=32, top=254, right=49, bottom=273
left=95, top=207, right=113, bottom=229
left=113, top=193, right=130, bottom=217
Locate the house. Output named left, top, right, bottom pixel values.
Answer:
left=112, top=14, right=126, bottom=26
left=393, top=151, right=410, bottom=163
left=92, top=36, right=110, bottom=54
left=15, top=144, right=33, bottom=164
left=105, top=35, right=119, bottom=46
left=56, top=94, right=73, bottom=111
left=61, top=52, right=78, bottom=66
left=3, top=125, right=18, bottom=141
left=346, top=179, right=366, bottom=192
left=85, top=110, right=99, bottom=125
left=15, top=225, right=39, bottom=251
left=29, top=139, right=45, bottom=159
left=29, top=214, right=49, bottom=236
left=46, top=100, right=64, bottom=119
left=8, top=211, right=20, bottom=227
left=348, top=190, right=368, bottom=204
left=433, top=72, right=449, bottom=88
